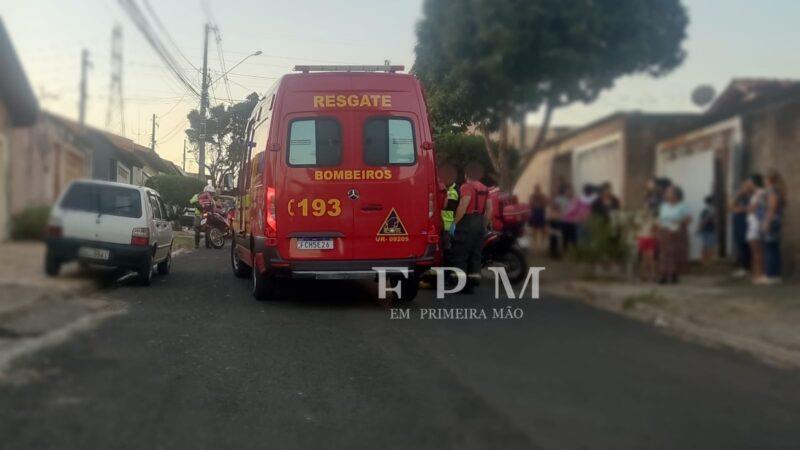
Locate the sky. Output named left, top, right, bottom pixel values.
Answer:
left=2, top=0, right=800, bottom=172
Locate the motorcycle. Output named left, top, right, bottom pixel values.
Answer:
left=200, top=207, right=232, bottom=249
left=481, top=189, right=529, bottom=283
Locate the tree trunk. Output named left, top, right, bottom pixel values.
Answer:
left=497, top=117, right=510, bottom=190
left=530, top=99, right=554, bottom=155
left=479, top=125, right=500, bottom=175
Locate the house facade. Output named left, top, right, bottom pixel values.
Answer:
left=514, top=112, right=697, bottom=208
left=657, top=80, right=800, bottom=269
left=0, top=18, right=38, bottom=240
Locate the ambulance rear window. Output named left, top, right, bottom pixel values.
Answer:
left=363, top=118, right=416, bottom=166
left=288, top=118, right=342, bottom=167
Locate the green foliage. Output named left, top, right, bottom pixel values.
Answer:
left=185, top=93, right=260, bottom=185
left=434, top=133, right=520, bottom=182
left=10, top=205, right=51, bottom=241
left=145, top=175, right=205, bottom=221
left=413, top=0, right=688, bottom=132
left=571, top=216, right=629, bottom=265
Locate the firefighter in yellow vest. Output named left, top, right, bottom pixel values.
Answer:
left=438, top=163, right=458, bottom=264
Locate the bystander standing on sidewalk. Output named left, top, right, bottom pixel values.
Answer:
left=657, top=185, right=691, bottom=284
left=747, top=174, right=767, bottom=283
left=698, top=195, right=717, bottom=266
left=761, top=169, right=787, bottom=285
left=528, top=184, right=548, bottom=249
left=730, top=179, right=754, bottom=278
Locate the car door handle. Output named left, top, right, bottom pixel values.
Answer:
left=360, top=204, right=384, bottom=212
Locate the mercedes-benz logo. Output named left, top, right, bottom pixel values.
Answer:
left=347, top=188, right=359, bottom=200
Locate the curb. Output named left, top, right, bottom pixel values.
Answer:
left=544, top=282, right=800, bottom=371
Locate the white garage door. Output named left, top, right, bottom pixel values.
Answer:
left=573, top=139, right=623, bottom=196
left=658, top=149, right=715, bottom=260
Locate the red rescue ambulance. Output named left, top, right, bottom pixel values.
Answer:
left=230, top=65, right=440, bottom=300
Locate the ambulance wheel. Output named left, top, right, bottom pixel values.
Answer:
left=231, top=242, right=251, bottom=278
left=252, top=265, right=275, bottom=301
left=395, top=273, right=420, bottom=302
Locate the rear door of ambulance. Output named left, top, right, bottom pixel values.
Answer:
left=349, top=76, right=431, bottom=261
left=275, top=76, right=354, bottom=261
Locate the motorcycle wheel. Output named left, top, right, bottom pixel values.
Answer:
left=492, top=246, right=528, bottom=283
left=208, top=227, right=226, bottom=249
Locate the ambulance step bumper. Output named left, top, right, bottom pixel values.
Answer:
left=292, top=270, right=377, bottom=280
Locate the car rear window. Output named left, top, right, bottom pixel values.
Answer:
left=288, top=118, right=342, bottom=167
left=363, top=118, right=416, bottom=166
left=60, top=183, right=142, bottom=218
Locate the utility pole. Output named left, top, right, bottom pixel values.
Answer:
left=197, top=23, right=210, bottom=181
left=105, top=24, right=125, bottom=135
left=182, top=139, right=187, bottom=172
left=150, top=114, right=157, bottom=153
left=79, top=49, right=92, bottom=127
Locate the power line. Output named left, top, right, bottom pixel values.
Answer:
left=118, top=0, right=200, bottom=98
left=141, top=0, right=198, bottom=72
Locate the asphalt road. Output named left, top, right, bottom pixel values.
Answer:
left=2, top=248, right=800, bottom=450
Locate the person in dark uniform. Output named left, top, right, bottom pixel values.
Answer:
left=451, top=162, right=493, bottom=293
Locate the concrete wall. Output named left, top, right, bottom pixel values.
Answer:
left=0, top=101, right=9, bottom=240
left=743, top=96, right=800, bottom=274
left=8, top=117, right=91, bottom=214
left=513, top=116, right=626, bottom=201
left=624, top=115, right=701, bottom=209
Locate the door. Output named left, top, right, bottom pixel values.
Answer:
left=351, top=114, right=428, bottom=260
left=572, top=139, right=623, bottom=196
left=147, top=192, right=171, bottom=260
left=659, top=149, right=715, bottom=260
left=277, top=114, right=354, bottom=260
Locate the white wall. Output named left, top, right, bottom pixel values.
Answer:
left=572, top=133, right=623, bottom=196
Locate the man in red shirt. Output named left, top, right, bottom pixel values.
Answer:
left=451, top=162, right=493, bottom=293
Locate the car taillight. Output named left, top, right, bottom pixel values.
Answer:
left=428, top=192, right=435, bottom=219
left=131, top=227, right=150, bottom=246
left=46, top=225, right=62, bottom=238
left=265, top=186, right=277, bottom=245
left=45, top=217, right=62, bottom=238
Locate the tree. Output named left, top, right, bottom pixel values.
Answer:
left=185, top=93, right=259, bottom=186
left=413, top=0, right=688, bottom=189
left=434, top=133, right=520, bottom=184
left=145, top=174, right=206, bottom=221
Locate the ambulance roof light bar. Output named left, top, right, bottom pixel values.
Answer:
left=293, top=65, right=405, bottom=74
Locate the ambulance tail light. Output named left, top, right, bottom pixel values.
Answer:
left=427, top=191, right=439, bottom=245
left=265, top=186, right=277, bottom=245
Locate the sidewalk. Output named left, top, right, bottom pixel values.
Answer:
left=0, top=242, right=123, bottom=378
left=539, top=252, right=800, bottom=369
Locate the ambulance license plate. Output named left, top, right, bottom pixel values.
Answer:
left=79, top=247, right=110, bottom=260
left=296, top=238, right=334, bottom=250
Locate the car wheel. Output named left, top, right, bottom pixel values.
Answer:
left=157, top=250, right=171, bottom=275
left=231, top=241, right=251, bottom=278
left=137, top=256, right=154, bottom=286
left=251, top=262, right=275, bottom=301
left=44, top=249, right=61, bottom=277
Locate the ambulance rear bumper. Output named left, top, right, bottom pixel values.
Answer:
left=287, top=257, right=434, bottom=280
left=250, top=237, right=437, bottom=278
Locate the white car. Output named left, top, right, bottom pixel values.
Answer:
left=45, top=179, right=173, bottom=285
